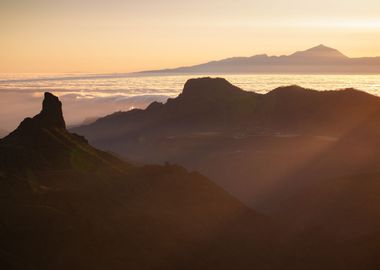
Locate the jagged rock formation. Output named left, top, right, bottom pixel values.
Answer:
left=33, top=92, right=66, bottom=128
left=74, top=77, right=380, bottom=152
left=0, top=92, right=286, bottom=270
left=0, top=92, right=103, bottom=173
left=73, top=78, right=380, bottom=270
left=3, top=88, right=380, bottom=270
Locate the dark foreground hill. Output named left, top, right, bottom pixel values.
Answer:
left=0, top=93, right=285, bottom=270
left=74, top=77, right=380, bottom=269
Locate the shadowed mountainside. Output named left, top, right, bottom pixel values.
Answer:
left=74, top=77, right=380, bottom=269
left=139, top=45, right=380, bottom=74
left=0, top=92, right=288, bottom=270
left=1, top=87, right=380, bottom=269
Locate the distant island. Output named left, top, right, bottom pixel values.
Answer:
left=138, top=45, right=380, bottom=75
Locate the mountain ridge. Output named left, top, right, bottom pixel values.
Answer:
left=73, top=78, right=380, bottom=239
left=77, top=77, right=376, bottom=132
left=3, top=83, right=380, bottom=269
left=138, top=45, right=380, bottom=74
left=0, top=91, right=289, bottom=270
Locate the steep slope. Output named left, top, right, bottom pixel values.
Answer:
left=0, top=92, right=284, bottom=270
left=74, top=77, right=380, bottom=161
left=74, top=78, right=380, bottom=259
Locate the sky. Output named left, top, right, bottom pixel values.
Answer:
left=1, top=0, right=380, bottom=73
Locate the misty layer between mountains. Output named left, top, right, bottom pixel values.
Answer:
left=1, top=74, right=380, bottom=132
left=1, top=45, right=380, bottom=132
left=0, top=92, right=169, bottom=133
left=1, top=77, right=380, bottom=270
left=74, top=77, right=380, bottom=236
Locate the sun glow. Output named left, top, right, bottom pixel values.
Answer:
left=305, top=19, right=380, bottom=29
left=1, top=0, right=380, bottom=72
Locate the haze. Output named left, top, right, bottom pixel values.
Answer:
left=1, top=0, right=380, bottom=73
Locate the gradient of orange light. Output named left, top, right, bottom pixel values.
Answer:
left=1, top=0, right=380, bottom=73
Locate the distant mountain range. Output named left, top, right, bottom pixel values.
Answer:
left=139, top=45, right=380, bottom=74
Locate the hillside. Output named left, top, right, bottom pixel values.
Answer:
left=0, top=92, right=283, bottom=270
left=74, top=78, right=380, bottom=267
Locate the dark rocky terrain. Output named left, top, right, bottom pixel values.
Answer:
left=0, top=92, right=284, bottom=270
left=74, top=77, right=380, bottom=269
left=2, top=85, right=380, bottom=270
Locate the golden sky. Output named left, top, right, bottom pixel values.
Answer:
left=1, top=0, right=380, bottom=73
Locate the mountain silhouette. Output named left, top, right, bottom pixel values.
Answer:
left=0, top=92, right=287, bottom=270
left=74, top=77, right=380, bottom=145
left=289, top=44, right=347, bottom=59
left=2, top=87, right=380, bottom=269
left=138, top=45, right=380, bottom=74
left=0, top=129, right=8, bottom=139
left=74, top=77, right=380, bottom=269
